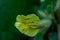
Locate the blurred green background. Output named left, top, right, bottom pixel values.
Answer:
left=0, top=0, right=57, bottom=40
left=0, top=0, right=39, bottom=40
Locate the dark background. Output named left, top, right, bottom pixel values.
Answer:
left=0, top=0, right=58, bottom=40
left=0, top=0, right=40, bottom=40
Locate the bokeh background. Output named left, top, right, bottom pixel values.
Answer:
left=0, top=0, right=59, bottom=40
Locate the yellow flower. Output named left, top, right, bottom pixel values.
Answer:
left=15, top=14, right=41, bottom=37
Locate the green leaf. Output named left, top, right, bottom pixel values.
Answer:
left=38, top=10, right=47, bottom=18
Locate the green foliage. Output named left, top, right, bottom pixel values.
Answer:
left=0, top=0, right=57, bottom=40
